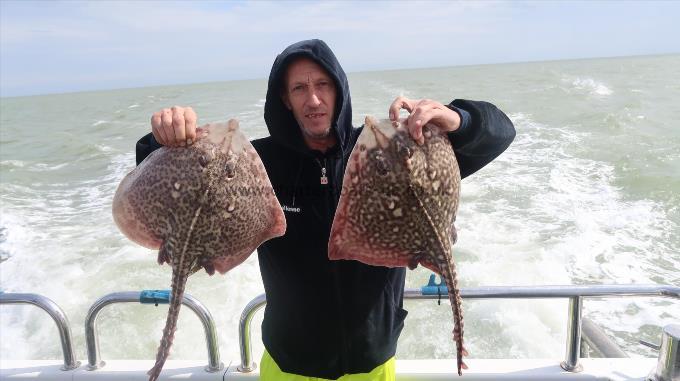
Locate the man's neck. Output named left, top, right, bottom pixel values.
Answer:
left=303, top=134, right=337, bottom=153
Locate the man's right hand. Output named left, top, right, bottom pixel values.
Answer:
left=151, top=106, right=197, bottom=147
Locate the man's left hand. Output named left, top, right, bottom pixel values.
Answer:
left=388, top=97, right=461, bottom=145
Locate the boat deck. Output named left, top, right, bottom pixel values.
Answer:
left=0, top=358, right=656, bottom=381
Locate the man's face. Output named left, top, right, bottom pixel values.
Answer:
left=282, top=57, right=337, bottom=141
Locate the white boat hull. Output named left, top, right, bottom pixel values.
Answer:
left=0, top=358, right=656, bottom=380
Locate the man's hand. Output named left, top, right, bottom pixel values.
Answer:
left=388, top=97, right=460, bottom=145
left=151, top=106, right=197, bottom=147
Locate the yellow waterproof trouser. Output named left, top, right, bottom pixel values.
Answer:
left=260, top=350, right=395, bottom=381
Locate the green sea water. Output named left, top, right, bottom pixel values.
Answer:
left=1, top=54, right=678, bottom=362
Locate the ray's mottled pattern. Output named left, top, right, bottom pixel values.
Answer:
left=329, top=116, right=466, bottom=375
left=112, top=120, right=286, bottom=381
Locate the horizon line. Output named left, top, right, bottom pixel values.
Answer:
left=2, top=51, right=678, bottom=99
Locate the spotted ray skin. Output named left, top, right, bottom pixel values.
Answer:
left=112, top=120, right=286, bottom=381
left=329, top=116, right=466, bottom=375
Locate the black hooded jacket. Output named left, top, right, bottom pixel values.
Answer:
left=135, top=39, right=515, bottom=379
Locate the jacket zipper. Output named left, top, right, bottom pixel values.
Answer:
left=321, top=154, right=349, bottom=373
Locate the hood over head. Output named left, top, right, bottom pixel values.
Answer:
left=264, top=39, right=353, bottom=155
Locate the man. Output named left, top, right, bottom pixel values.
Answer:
left=137, top=39, right=515, bottom=380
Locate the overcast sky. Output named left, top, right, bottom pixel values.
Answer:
left=1, top=0, right=679, bottom=97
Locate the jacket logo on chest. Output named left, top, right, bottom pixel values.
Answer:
left=282, top=204, right=301, bottom=213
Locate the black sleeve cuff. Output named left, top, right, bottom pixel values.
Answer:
left=135, top=132, right=163, bottom=165
left=442, top=99, right=516, bottom=179
left=445, top=103, right=472, bottom=142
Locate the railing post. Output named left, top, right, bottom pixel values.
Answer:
left=0, top=292, right=81, bottom=371
left=238, top=294, right=266, bottom=372
left=561, top=296, right=583, bottom=372
left=652, top=324, right=680, bottom=381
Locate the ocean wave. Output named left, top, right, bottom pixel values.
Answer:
left=459, top=111, right=679, bottom=356
left=95, top=144, right=115, bottom=153
left=0, top=212, right=28, bottom=263
left=30, top=162, right=69, bottom=171
left=0, top=226, right=9, bottom=262
left=91, top=120, right=109, bottom=127
left=367, top=80, right=412, bottom=100
left=1, top=160, right=69, bottom=172
left=1, top=160, right=25, bottom=168
left=564, top=76, right=613, bottom=96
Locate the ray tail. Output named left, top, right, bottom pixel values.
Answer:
left=147, top=256, right=194, bottom=381
left=438, top=259, right=467, bottom=376
left=406, top=181, right=467, bottom=375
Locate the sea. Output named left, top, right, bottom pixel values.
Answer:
left=1, top=54, right=678, bottom=364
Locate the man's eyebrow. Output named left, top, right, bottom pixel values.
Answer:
left=288, top=74, right=332, bottom=88
left=288, top=80, right=307, bottom=88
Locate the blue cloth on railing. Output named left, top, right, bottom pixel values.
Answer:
left=421, top=274, right=449, bottom=296
left=139, top=290, right=171, bottom=305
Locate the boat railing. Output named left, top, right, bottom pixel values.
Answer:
left=237, top=282, right=680, bottom=374
left=83, top=290, right=223, bottom=372
left=0, top=292, right=81, bottom=371
left=580, top=317, right=628, bottom=358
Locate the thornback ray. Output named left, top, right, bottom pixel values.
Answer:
left=112, top=119, right=286, bottom=381
left=328, top=116, right=467, bottom=375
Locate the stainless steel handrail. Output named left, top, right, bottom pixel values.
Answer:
left=581, top=317, right=628, bottom=358
left=237, top=284, right=680, bottom=373
left=0, top=292, right=81, bottom=370
left=237, top=294, right=266, bottom=372
left=84, top=291, right=223, bottom=372
left=562, top=296, right=583, bottom=371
